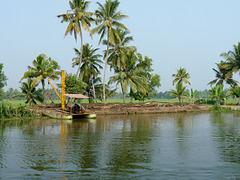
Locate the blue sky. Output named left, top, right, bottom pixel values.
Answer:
left=1, top=0, right=240, bottom=92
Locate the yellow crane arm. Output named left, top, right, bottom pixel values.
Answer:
left=47, top=78, right=61, bottom=101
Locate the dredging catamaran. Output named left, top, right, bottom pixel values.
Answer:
left=32, top=70, right=96, bottom=120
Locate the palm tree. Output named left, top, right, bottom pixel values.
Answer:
left=209, top=84, right=227, bottom=105
left=57, top=0, right=94, bottom=78
left=21, top=54, right=60, bottom=103
left=169, top=83, right=189, bottom=103
left=172, top=67, right=191, bottom=86
left=220, top=42, right=240, bottom=104
left=13, top=78, right=43, bottom=105
left=92, top=0, right=129, bottom=104
left=221, top=42, right=240, bottom=74
left=208, top=61, right=238, bottom=86
left=72, top=43, right=103, bottom=103
left=228, top=85, right=240, bottom=105
left=103, top=28, right=135, bottom=71
left=109, top=49, right=149, bottom=103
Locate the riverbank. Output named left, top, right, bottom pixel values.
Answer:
left=85, top=101, right=211, bottom=115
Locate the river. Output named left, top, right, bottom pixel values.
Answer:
left=0, top=113, right=240, bottom=179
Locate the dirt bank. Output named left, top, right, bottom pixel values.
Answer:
left=84, top=102, right=210, bottom=115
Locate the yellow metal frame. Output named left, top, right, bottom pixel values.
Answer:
left=61, top=70, right=65, bottom=110
left=47, top=78, right=61, bottom=100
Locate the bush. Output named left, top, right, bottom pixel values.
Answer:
left=0, top=101, right=37, bottom=119
left=195, top=99, right=224, bottom=105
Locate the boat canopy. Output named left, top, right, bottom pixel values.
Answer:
left=64, top=94, right=89, bottom=99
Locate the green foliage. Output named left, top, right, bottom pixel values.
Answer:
left=92, top=0, right=129, bottom=104
left=64, top=73, right=87, bottom=94
left=209, top=104, right=232, bottom=112
left=0, top=63, right=7, bottom=97
left=195, top=99, right=222, bottom=105
left=94, top=84, right=117, bottom=101
left=109, top=49, right=149, bottom=103
left=58, top=0, right=94, bottom=77
left=220, top=42, right=240, bottom=75
left=105, top=28, right=135, bottom=71
left=21, top=54, right=60, bottom=103
left=209, top=84, right=228, bottom=105
left=129, top=90, right=149, bottom=102
left=188, top=88, right=198, bottom=103
left=208, top=61, right=238, bottom=86
left=172, top=67, right=191, bottom=86
left=170, top=83, right=189, bottom=102
left=12, top=78, right=43, bottom=105
left=0, top=102, right=37, bottom=119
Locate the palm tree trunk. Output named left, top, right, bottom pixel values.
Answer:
left=238, top=96, right=240, bottom=105
left=42, top=79, right=46, bottom=104
left=103, top=28, right=110, bottom=105
left=92, top=78, right=97, bottom=103
left=121, top=82, right=126, bottom=103
left=76, top=26, right=83, bottom=79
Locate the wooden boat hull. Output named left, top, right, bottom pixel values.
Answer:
left=42, top=110, right=96, bottom=120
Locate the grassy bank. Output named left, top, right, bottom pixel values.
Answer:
left=0, top=101, right=39, bottom=120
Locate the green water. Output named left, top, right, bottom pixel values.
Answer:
left=0, top=113, right=240, bottom=179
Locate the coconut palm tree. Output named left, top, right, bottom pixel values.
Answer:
left=57, top=0, right=94, bottom=78
left=109, top=49, right=149, bottom=103
left=221, top=42, right=240, bottom=74
left=72, top=43, right=103, bottom=103
left=208, top=61, right=238, bottom=86
left=13, top=78, right=43, bottom=105
left=170, top=83, right=189, bottom=103
left=220, top=42, right=240, bottom=103
left=92, top=0, right=129, bottom=104
left=21, top=54, right=60, bottom=103
left=172, top=67, right=191, bottom=86
left=103, top=28, right=135, bottom=71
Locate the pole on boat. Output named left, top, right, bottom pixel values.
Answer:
left=61, top=70, right=65, bottom=110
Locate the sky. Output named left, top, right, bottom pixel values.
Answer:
left=1, top=0, right=240, bottom=92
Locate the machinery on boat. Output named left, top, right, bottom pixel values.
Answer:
left=43, top=70, right=96, bottom=119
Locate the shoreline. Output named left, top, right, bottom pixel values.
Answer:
left=85, top=101, right=211, bottom=115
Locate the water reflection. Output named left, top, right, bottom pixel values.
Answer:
left=0, top=113, right=240, bottom=179
left=210, top=113, right=240, bottom=164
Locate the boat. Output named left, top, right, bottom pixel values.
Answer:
left=29, top=70, right=97, bottom=120
left=41, top=109, right=96, bottom=120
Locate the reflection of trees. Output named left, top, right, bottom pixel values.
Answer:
left=96, top=115, right=158, bottom=172
left=66, top=121, right=99, bottom=170
left=19, top=120, right=63, bottom=171
left=210, top=113, right=240, bottom=163
left=0, top=128, right=7, bottom=168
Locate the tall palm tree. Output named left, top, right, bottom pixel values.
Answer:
left=103, top=28, right=135, bottom=71
left=21, top=54, right=60, bottom=103
left=172, top=67, right=191, bottom=86
left=208, top=61, right=238, bottom=86
left=13, top=78, right=43, bottom=105
left=109, top=49, right=148, bottom=103
left=221, top=42, right=240, bottom=74
left=169, top=83, right=189, bottom=103
left=57, top=0, right=94, bottom=78
left=92, top=0, right=129, bottom=104
left=220, top=42, right=240, bottom=103
left=72, top=43, right=103, bottom=103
